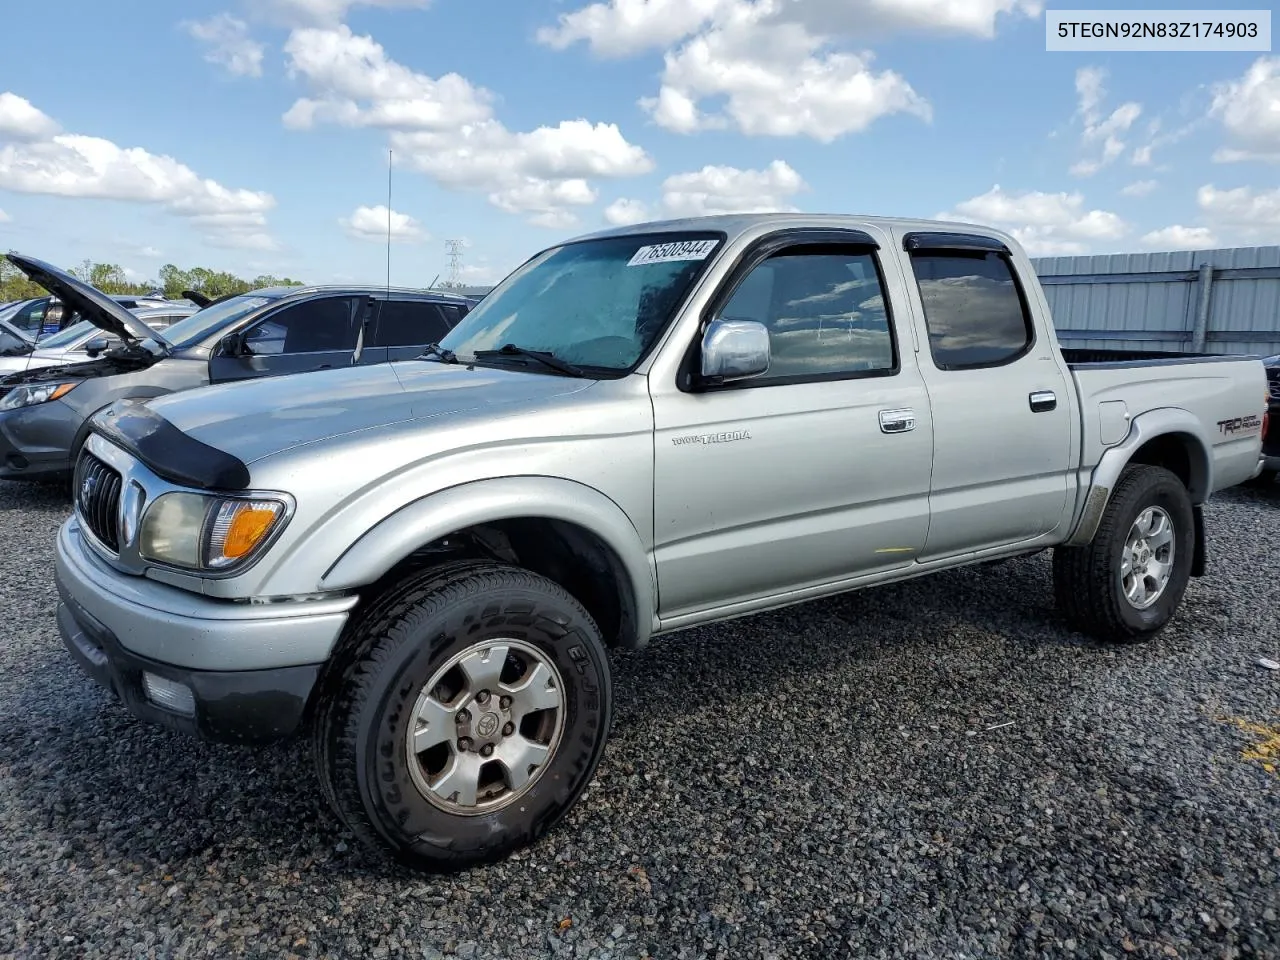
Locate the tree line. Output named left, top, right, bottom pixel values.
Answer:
left=0, top=259, right=304, bottom=303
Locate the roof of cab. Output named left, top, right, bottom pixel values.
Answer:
left=564, top=213, right=1021, bottom=253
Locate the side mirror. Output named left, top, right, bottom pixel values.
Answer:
left=84, top=338, right=109, bottom=358
left=219, top=332, right=245, bottom=357
left=699, top=318, right=771, bottom=385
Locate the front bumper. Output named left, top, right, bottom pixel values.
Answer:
left=54, top=517, right=357, bottom=744
left=0, top=399, right=79, bottom=479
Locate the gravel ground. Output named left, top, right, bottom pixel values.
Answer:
left=1, top=479, right=1278, bottom=960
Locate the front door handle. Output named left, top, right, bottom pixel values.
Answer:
left=1029, top=390, right=1057, bottom=413
left=879, top=408, right=917, bottom=434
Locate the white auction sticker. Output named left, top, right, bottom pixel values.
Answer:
left=627, top=239, right=719, bottom=267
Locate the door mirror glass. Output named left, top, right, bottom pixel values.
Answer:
left=700, top=318, right=770, bottom=384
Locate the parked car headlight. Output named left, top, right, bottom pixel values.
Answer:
left=0, top=381, right=79, bottom=411
left=138, top=492, right=291, bottom=572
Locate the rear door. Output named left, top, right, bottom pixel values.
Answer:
left=893, top=230, right=1073, bottom=559
left=365, top=297, right=458, bottom=363
left=208, top=295, right=363, bottom=384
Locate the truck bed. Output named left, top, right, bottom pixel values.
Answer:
left=1064, top=347, right=1266, bottom=497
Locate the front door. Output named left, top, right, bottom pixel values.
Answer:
left=895, top=231, right=1074, bottom=559
left=650, top=235, right=935, bottom=620
left=209, top=295, right=363, bottom=384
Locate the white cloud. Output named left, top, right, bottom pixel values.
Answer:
left=0, top=93, right=60, bottom=141
left=184, top=14, right=265, bottom=78
left=284, top=25, right=653, bottom=226
left=0, top=93, right=278, bottom=251
left=940, top=184, right=1128, bottom=256
left=539, top=0, right=1040, bottom=56
left=257, top=0, right=429, bottom=28
left=642, top=4, right=931, bottom=141
left=661, top=160, right=806, bottom=217
left=1197, top=184, right=1280, bottom=235
left=1121, top=179, right=1158, bottom=198
left=341, top=204, right=425, bottom=242
left=1210, top=57, right=1280, bottom=163
left=537, top=0, right=732, bottom=56
left=0, top=209, right=9, bottom=222
left=1140, top=225, right=1218, bottom=250
left=283, top=25, right=491, bottom=130
left=1069, top=67, right=1142, bottom=178
left=140, top=245, right=162, bottom=258
left=604, top=197, right=651, bottom=225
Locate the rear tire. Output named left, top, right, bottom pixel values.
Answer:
left=1053, top=464, right=1195, bottom=644
left=312, top=562, right=612, bottom=872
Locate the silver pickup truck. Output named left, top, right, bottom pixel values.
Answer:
left=52, top=214, right=1268, bottom=870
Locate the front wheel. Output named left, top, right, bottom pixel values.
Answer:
left=1053, top=464, right=1195, bottom=644
left=312, top=563, right=613, bottom=871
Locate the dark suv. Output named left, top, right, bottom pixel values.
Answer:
left=0, top=254, right=473, bottom=481
left=1259, top=354, right=1279, bottom=485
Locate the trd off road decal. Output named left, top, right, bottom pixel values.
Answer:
left=1217, top=414, right=1262, bottom=435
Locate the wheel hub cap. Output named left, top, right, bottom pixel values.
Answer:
left=1121, top=506, right=1175, bottom=610
left=406, top=639, right=565, bottom=816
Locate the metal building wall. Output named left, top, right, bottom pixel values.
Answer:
left=1031, top=246, right=1280, bottom=357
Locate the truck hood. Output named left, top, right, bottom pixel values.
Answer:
left=145, top=361, right=596, bottom=465
left=4, top=253, right=170, bottom=349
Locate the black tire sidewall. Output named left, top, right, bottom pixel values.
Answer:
left=354, top=578, right=611, bottom=865
left=1106, top=472, right=1195, bottom=634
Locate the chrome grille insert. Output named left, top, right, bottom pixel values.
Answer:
left=75, top=451, right=123, bottom=552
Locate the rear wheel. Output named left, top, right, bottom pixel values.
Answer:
left=1053, top=464, right=1195, bottom=643
left=312, top=562, right=613, bottom=871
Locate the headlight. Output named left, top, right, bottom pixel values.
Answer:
left=138, top=491, right=291, bottom=572
left=0, top=381, right=79, bottom=411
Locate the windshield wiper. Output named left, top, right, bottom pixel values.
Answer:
left=472, top=343, right=584, bottom=377
left=417, top=342, right=458, bottom=364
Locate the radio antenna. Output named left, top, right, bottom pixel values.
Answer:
left=386, top=149, right=393, bottom=295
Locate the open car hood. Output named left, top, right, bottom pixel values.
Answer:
left=4, top=253, right=170, bottom=349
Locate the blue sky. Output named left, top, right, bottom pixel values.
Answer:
left=0, top=0, right=1276, bottom=288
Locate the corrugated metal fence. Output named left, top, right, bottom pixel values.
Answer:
left=1031, top=245, right=1280, bottom=357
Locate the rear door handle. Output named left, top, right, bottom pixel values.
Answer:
left=1029, top=390, right=1057, bottom=413
left=879, top=408, right=917, bottom=434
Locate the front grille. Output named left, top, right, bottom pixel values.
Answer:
left=1269, top=375, right=1280, bottom=401
left=75, top=452, right=123, bottom=552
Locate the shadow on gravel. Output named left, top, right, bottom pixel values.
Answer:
left=0, top=478, right=70, bottom=511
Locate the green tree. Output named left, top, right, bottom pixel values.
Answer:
left=3, top=259, right=305, bottom=304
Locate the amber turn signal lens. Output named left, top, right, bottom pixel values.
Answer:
left=224, top=508, right=279, bottom=558
left=206, top=499, right=286, bottom=568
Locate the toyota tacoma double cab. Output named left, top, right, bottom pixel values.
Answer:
left=52, top=214, right=1269, bottom=870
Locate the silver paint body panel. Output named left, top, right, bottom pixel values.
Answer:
left=52, top=214, right=1267, bottom=670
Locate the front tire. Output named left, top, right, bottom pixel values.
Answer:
left=1053, top=464, right=1195, bottom=644
left=312, top=562, right=613, bottom=871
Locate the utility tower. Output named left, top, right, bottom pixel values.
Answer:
left=445, top=240, right=466, bottom=288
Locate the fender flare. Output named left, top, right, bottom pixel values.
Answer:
left=1065, top=406, right=1213, bottom=547
left=319, top=475, right=657, bottom=646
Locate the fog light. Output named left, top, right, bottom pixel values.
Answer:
left=141, top=672, right=196, bottom=716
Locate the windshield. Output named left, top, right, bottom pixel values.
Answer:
left=35, top=319, right=95, bottom=350
left=438, top=233, right=724, bottom=373
left=160, top=294, right=276, bottom=349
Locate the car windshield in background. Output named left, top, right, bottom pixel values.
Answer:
left=35, top=320, right=96, bottom=350
left=439, top=233, right=724, bottom=373
left=159, top=294, right=276, bottom=349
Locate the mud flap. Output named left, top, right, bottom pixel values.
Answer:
left=1191, top=505, right=1206, bottom=577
